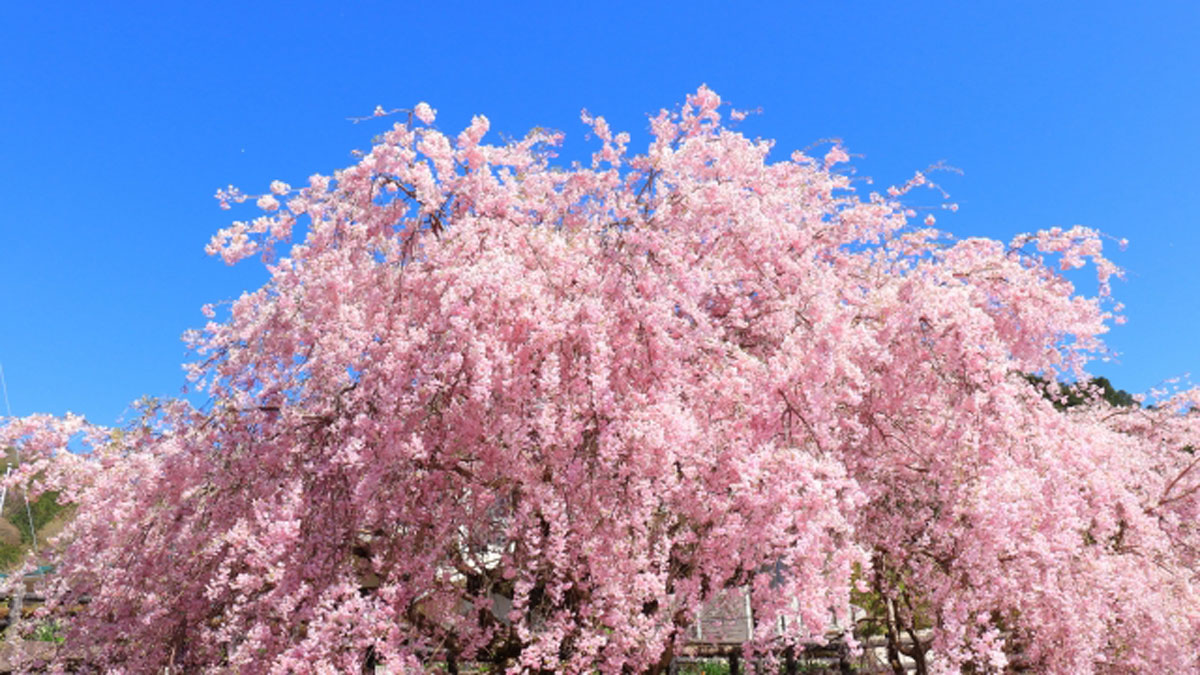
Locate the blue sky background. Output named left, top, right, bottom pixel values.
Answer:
left=1, top=1, right=1197, bottom=426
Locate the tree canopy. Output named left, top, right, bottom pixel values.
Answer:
left=2, top=88, right=1198, bottom=673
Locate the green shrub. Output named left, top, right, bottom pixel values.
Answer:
left=30, top=620, right=65, bottom=643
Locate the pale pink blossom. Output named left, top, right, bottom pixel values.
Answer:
left=2, top=86, right=1196, bottom=673
left=413, top=101, right=436, bottom=124
left=824, top=145, right=850, bottom=167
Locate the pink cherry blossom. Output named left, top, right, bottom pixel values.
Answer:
left=2, top=87, right=1197, bottom=673
left=255, top=194, right=279, bottom=212
left=414, top=101, right=436, bottom=124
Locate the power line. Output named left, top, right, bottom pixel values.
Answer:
left=0, top=364, right=38, bottom=554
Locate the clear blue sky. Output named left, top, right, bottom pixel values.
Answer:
left=2, top=2, right=1198, bottom=426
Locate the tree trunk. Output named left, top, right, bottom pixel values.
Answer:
left=904, top=625, right=928, bottom=675
left=837, top=639, right=854, bottom=675
left=784, top=645, right=798, bottom=675
left=871, top=558, right=905, bottom=675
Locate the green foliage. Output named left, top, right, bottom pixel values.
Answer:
left=849, top=561, right=933, bottom=639
left=0, top=542, right=22, bottom=569
left=10, top=490, right=66, bottom=545
left=676, top=661, right=730, bottom=675
left=1089, top=377, right=1138, bottom=408
left=675, top=659, right=835, bottom=674
left=1024, top=374, right=1138, bottom=410
left=0, top=449, right=72, bottom=570
left=29, top=619, right=65, bottom=643
left=849, top=564, right=885, bottom=638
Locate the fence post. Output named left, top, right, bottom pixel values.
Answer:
left=6, top=586, right=24, bottom=638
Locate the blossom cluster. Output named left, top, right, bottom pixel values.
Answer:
left=2, top=87, right=1197, bottom=673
